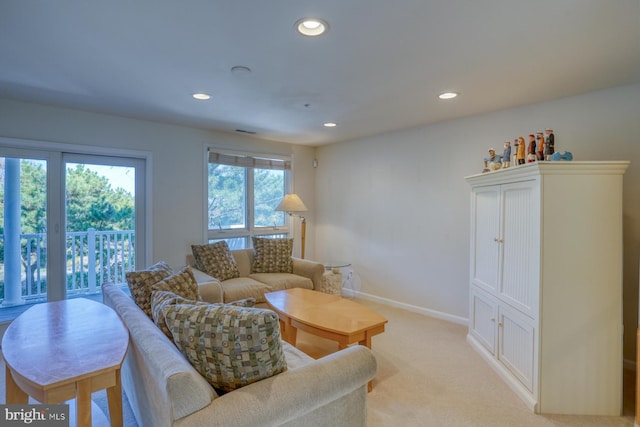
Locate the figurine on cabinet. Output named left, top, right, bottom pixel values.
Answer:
left=536, top=131, right=545, bottom=161
left=502, top=141, right=511, bottom=168
left=483, top=148, right=503, bottom=173
left=544, top=128, right=555, bottom=160
left=551, top=151, right=572, bottom=161
left=515, top=136, right=526, bottom=165
left=527, top=134, right=537, bottom=163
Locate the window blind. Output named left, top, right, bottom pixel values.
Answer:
left=208, top=150, right=291, bottom=171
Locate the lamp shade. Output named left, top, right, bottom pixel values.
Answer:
left=275, top=194, right=308, bottom=213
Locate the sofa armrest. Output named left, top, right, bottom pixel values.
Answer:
left=291, top=257, right=325, bottom=290
left=190, top=267, right=224, bottom=303
left=179, top=345, right=376, bottom=427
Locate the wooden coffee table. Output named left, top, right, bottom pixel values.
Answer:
left=265, top=288, right=387, bottom=391
left=2, top=298, right=129, bottom=427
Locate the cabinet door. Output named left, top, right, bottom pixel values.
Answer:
left=469, top=287, right=497, bottom=355
left=471, top=186, right=500, bottom=293
left=499, top=181, right=539, bottom=317
left=498, top=303, right=536, bottom=393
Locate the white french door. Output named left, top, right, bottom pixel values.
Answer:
left=0, top=139, right=149, bottom=337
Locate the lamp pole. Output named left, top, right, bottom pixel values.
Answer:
left=300, top=216, right=306, bottom=259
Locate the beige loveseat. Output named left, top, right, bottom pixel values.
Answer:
left=187, top=248, right=325, bottom=304
left=102, top=282, right=377, bottom=427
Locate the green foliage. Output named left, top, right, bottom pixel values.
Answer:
left=65, top=164, right=134, bottom=231
left=254, top=169, right=285, bottom=227
left=19, top=160, right=47, bottom=234
left=208, top=164, right=245, bottom=228
left=0, top=160, right=135, bottom=298
left=0, top=160, right=134, bottom=234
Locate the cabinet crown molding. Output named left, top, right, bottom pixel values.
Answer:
left=465, top=161, right=629, bottom=187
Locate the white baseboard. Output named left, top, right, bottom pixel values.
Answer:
left=346, top=288, right=468, bottom=326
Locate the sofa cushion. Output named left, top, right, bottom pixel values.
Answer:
left=192, top=241, right=240, bottom=281
left=251, top=237, right=294, bottom=274
left=249, top=273, right=313, bottom=292
left=163, top=303, right=287, bottom=392
left=230, top=248, right=253, bottom=277
left=221, top=277, right=273, bottom=303
left=125, top=261, right=173, bottom=317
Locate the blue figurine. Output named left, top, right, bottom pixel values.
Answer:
left=502, top=140, right=511, bottom=168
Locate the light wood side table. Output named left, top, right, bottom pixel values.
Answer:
left=2, top=298, right=129, bottom=427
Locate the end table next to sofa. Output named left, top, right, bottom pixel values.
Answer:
left=321, top=261, right=354, bottom=296
left=2, top=298, right=129, bottom=427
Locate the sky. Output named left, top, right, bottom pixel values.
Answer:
left=81, top=164, right=135, bottom=195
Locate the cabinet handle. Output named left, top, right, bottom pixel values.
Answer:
left=493, top=237, right=504, bottom=243
left=490, top=317, right=496, bottom=322
left=498, top=322, right=504, bottom=327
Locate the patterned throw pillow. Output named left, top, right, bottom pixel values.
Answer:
left=151, top=290, right=204, bottom=338
left=151, top=266, right=202, bottom=302
left=150, top=289, right=257, bottom=339
left=251, top=237, right=293, bottom=273
left=125, top=261, right=173, bottom=317
left=191, top=241, right=240, bottom=281
left=163, top=303, right=287, bottom=392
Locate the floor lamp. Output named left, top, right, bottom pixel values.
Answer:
left=275, top=193, right=308, bottom=259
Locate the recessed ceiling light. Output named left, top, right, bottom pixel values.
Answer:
left=438, top=92, right=458, bottom=100
left=295, top=18, right=329, bottom=36
left=231, top=66, right=251, bottom=75
left=193, top=93, right=211, bottom=100
left=323, top=122, right=337, bottom=127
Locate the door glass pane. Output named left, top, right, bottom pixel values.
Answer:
left=65, top=163, right=135, bottom=298
left=0, top=157, right=47, bottom=322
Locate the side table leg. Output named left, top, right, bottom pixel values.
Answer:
left=5, top=366, right=28, bottom=404
left=76, top=378, right=92, bottom=427
left=106, top=370, right=124, bottom=427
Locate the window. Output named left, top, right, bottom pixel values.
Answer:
left=207, top=149, right=290, bottom=249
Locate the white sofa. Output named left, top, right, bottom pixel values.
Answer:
left=102, top=282, right=377, bottom=427
left=187, top=248, right=326, bottom=304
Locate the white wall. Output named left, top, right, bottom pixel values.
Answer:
left=315, top=83, right=640, bottom=360
left=2, top=85, right=638, bottom=361
left=0, top=99, right=317, bottom=268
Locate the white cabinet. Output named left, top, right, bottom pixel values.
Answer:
left=466, top=161, right=628, bottom=416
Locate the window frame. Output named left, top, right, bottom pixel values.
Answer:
left=205, top=147, right=292, bottom=248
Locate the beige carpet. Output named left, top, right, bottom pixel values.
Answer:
left=1, top=298, right=635, bottom=426
left=296, top=298, right=635, bottom=427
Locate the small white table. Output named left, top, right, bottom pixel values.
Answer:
left=323, top=261, right=354, bottom=295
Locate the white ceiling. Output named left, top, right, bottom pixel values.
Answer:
left=1, top=1, right=639, bottom=146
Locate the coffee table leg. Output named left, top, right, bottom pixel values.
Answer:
left=279, top=317, right=298, bottom=346
left=360, top=331, right=374, bottom=392
left=107, top=370, right=124, bottom=427
left=5, top=366, right=28, bottom=404
left=76, top=378, right=92, bottom=427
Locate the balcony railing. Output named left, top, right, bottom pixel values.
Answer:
left=1, top=228, right=135, bottom=304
